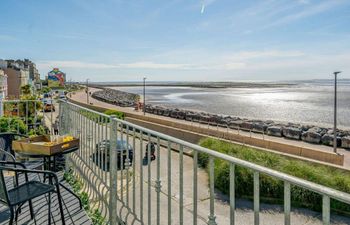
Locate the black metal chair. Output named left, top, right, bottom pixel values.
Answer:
left=0, top=161, right=66, bottom=225
left=0, top=132, right=43, bottom=170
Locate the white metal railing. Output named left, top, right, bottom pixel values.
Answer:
left=58, top=100, right=350, bottom=225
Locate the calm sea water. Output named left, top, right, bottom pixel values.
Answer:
left=111, top=81, right=350, bottom=128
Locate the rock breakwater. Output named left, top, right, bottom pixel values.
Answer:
left=92, top=88, right=139, bottom=107
left=144, top=105, right=350, bottom=149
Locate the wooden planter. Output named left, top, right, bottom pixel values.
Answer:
left=12, top=135, right=79, bottom=156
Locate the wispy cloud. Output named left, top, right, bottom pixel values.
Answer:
left=226, top=50, right=305, bottom=60
left=200, top=0, right=217, bottom=14
left=261, top=0, right=346, bottom=29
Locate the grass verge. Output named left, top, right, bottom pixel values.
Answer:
left=198, top=137, right=350, bottom=216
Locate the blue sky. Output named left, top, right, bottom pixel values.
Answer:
left=0, top=0, right=349, bottom=82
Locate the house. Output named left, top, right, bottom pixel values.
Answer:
left=0, top=69, right=8, bottom=99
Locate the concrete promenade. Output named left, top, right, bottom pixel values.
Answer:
left=69, top=88, right=350, bottom=169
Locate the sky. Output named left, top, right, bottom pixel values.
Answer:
left=0, top=0, right=350, bottom=82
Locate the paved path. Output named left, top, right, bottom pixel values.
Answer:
left=70, top=88, right=350, bottom=169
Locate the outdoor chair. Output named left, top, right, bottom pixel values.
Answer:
left=0, top=161, right=66, bottom=225
left=0, top=132, right=43, bottom=170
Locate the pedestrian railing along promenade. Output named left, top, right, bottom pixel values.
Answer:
left=2, top=99, right=350, bottom=225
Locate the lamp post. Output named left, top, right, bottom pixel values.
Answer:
left=333, top=71, right=341, bottom=153
left=86, top=78, right=89, bottom=104
left=143, top=77, right=146, bottom=115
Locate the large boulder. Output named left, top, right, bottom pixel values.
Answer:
left=145, top=105, right=153, bottom=113
left=199, top=115, right=210, bottom=124
left=177, top=110, right=186, bottom=120
left=228, top=120, right=242, bottom=129
left=301, top=131, right=322, bottom=144
left=321, top=134, right=341, bottom=147
left=240, top=121, right=253, bottom=131
left=163, top=108, right=170, bottom=117
left=267, top=126, right=283, bottom=137
left=185, top=112, right=194, bottom=121
left=192, top=113, right=201, bottom=122
left=252, top=122, right=268, bottom=133
left=218, top=116, right=231, bottom=127
left=208, top=114, right=220, bottom=124
left=282, top=127, right=301, bottom=140
left=341, top=136, right=350, bottom=149
left=152, top=107, right=159, bottom=115
left=170, top=109, right=178, bottom=118
left=157, top=107, right=165, bottom=115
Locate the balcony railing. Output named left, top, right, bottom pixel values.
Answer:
left=56, top=100, right=350, bottom=225
left=1, top=99, right=350, bottom=225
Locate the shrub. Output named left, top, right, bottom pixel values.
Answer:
left=0, top=117, right=27, bottom=134
left=198, top=138, right=350, bottom=215
left=104, top=109, right=125, bottom=120
left=64, top=169, right=105, bottom=224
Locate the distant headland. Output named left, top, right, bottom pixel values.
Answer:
left=88, top=81, right=296, bottom=89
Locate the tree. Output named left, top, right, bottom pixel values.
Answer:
left=41, top=86, right=52, bottom=94
left=21, top=84, right=32, bottom=96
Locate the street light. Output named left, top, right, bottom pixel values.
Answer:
left=333, top=71, right=341, bottom=153
left=86, top=78, right=89, bottom=104
left=143, top=77, right=146, bottom=115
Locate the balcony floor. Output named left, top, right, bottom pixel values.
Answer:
left=0, top=171, right=91, bottom=225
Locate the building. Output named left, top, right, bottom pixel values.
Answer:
left=48, top=68, right=66, bottom=88
left=0, top=69, right=8, bottom=99
left=0, top=59, right=41, bottom=98
left=4, top=67, right=27, bottom=98
left=0, top=59, right=29, bottom=98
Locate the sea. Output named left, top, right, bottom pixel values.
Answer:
left=109, top=80, right=350, bottom=129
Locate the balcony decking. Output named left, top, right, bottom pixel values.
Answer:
left=0, top=172, right=91, bottom=225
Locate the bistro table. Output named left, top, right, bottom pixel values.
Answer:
left=14, top=146, right=82, bottom=223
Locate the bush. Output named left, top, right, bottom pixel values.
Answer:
left=198, top=138, right=350, bottom=215
left=0, top=117, right=27, bottom=134
left=104, top=109, right=125, bottom=120
left=64, top=169, right=105, bottom=225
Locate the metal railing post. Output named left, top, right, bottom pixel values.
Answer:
left=109, top=115, right=119, bottom=224
left=0, top=100, right=3, bottom=117
left=208, top=157, right=217, bottom=225
left=254, top=171, right=260, bottom=225
left=230, top=163, right=235, bottom=225
left=284, top=181, right=291, bottom=225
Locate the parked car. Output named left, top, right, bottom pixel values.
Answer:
left=95, top=139, right=133, bottom=170
left=59, top=94, right=66, bottom=100
left=43, top=99, right=55, bottom=112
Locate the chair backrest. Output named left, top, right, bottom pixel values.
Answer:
left=0, top=133, right=16, bottom=160
left=0, top=168, right=10, bottom=205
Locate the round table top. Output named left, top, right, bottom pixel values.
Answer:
left=15, top=147, right=79, bottom=158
